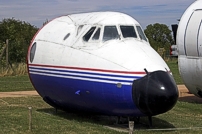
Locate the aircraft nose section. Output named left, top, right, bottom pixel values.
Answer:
left=132, top=70, right=178, bottom=116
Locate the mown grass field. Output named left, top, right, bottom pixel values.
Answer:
left=0, top=75, right=33, bottom=92
left=1, top=96, right=202, bottom=134
left=1, top=59, right=202, bottom=134
left=166, top=59, right=183, bottom=84
left=0, top=96, right=125, bottom=134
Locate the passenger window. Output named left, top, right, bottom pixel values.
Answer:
left=136, top=26, right=147, bottom=41
left=83, top=27, right=96, bottom=41
left=103, top=26, right=119, bottom=42
left=92, top=28, right=100, bottom=40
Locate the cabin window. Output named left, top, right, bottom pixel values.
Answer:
left=83, top=27, right=96, bottom=41
left=92, top=28, right=100, bottom=40
left=30, top=42, right=36, bottom=63
left=120, top=26, right=137, bottom=38
left=136, top=26, right=147, bottom=41
left=103, top=26, right=119, bottom=42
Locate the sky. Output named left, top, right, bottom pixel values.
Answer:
left=0, top=0, right=196, bottom=29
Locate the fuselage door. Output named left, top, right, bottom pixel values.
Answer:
left=185, top=9, right=202, bottom=57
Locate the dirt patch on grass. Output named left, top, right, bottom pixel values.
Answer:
left=178, top=85, right=202, bottom=103
left=0, top=91, right=38, bottom=98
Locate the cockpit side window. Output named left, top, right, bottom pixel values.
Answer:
left=92, top=28, right=100, bottom=40
left=103, top=26, right=119, bottom=42
left=120, top=26, right=137, bottom=38
left=83, top=27, right=96, bottom=41
left=77, top=25, right=84, bottom=36
left=30, top=42, right=37, bottom=63
left=136, top=26, right=147, bottom=42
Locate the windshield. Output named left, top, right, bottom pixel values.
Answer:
left=136, top=26, right=147, bottom=41
left=92, top=28, right=100, bottom=40
left=83, top=27, right=96, bottom=41
left=103, top=26, right=119, bottom=42
left=120, top=26, right=137, bottom=38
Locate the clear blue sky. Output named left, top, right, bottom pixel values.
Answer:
left=0, top=0, right=196, bottom=29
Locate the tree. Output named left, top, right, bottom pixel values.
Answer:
left=43, top=19, right=49, bottom=26
left=0, top=18, right=38, bottom=63
left=144, top=23, right=174, bottom=57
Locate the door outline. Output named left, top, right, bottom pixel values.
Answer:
left=184, top=9, right=202, bottom=57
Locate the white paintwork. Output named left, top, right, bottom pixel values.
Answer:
left=28, top=12, right=170, bottom=78
left=177, top=0, right=202, bottom=97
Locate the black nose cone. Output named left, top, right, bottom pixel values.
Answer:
left=132, top=71, right=178, bottom=116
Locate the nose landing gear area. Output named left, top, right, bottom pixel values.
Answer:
left=105, top=85, right=202, bottom=132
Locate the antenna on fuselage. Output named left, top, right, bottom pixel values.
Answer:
left=144, top=68, right=149, bottom=75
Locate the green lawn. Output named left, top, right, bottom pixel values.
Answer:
left=0, top=75, right=34, bottom=92
left=0, top=97, right=202, bottom=134
left=166, top=59, right=184, bottom=84
left=0, top=96, right=123, bottom=134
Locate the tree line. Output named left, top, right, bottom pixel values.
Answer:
left=0, top=18, right=174, bottom=65
left=0, top=18, right=38, bottom=65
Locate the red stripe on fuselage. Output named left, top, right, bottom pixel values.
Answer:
left=28, top=64, right=147, bottom=75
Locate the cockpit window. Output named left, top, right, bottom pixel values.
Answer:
left=120, top=26, right=137, bottom=38
left=136, top=26, right=147, bottom=41
left=30, top=42, right=36, bottom=63
left=77, top=25, right=83, bottom=36
left=92, top=28, right=100, bottom=40
left=83, top=27, right=96, bottom=41
left=103, top=26, right=119, bottom=42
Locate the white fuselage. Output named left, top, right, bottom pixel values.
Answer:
left=27, top=12, right=178, bottom=116
left=30, top=12, right=169, bottom=73
left=177, top=0, right=202, bottom=97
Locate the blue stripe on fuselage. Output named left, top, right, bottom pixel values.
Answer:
left=29, top=66, right=142, bottom=79
left=29, top=66, right=143, bottom=85
left=30, top=72, right=144, bottom=116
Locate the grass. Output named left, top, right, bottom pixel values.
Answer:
left=0, top=63, right=27, bottom=76
left=0, top=75, right=34, bottom=92
left=0, top=97, right=202, bottom=134
left=166, top=59, right=184, bottom=84
left=0, top=96, right=124, bottom=134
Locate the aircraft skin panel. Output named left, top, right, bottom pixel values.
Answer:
left=30, top=39, right=169, bottom=73
left=29, top=66, right=144, bottom=116
left=69, top=12, right=139, bottom=26
left=28, top=64, right=145, bottom=85
left=179, top=56, right=202, bottom=97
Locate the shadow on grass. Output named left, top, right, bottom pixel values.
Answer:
left=178, top=96, right=202, bottom=104
left=36, top=108, right=175, bottom=130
